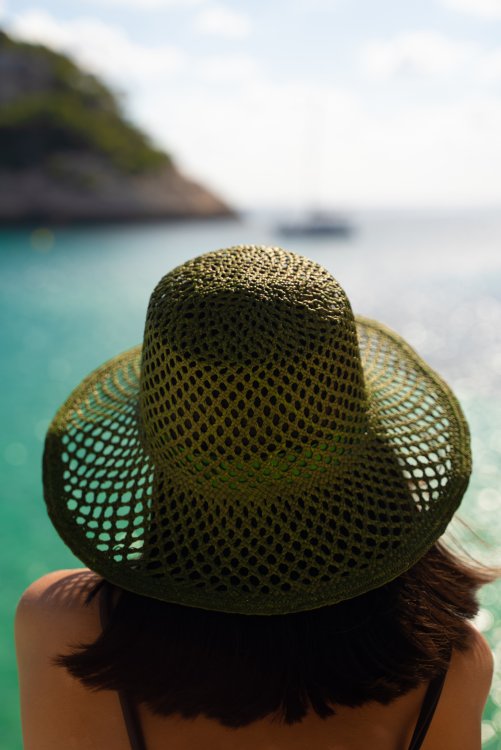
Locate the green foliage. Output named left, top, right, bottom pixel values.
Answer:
left=0, top=30, right=171, bottom=173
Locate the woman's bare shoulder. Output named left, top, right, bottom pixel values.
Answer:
left=19, top=568, right=100, bottom=597
left=450, top=624, right=494, bottom=697
left=15, top=569, right=103, bottom=647
left=421, top=625, right=494, bottom=750
left=15, top=571, right=132, bottom=750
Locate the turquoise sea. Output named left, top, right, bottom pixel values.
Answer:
left=2, top=210, right=501, bottom=748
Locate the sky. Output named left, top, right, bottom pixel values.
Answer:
left=2, top=0, right=501, bottom=210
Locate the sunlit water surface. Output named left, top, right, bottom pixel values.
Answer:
left=2, top=210, right=501, bottom=748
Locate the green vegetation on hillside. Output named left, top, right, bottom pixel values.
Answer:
left=0, top=30, right=171, bottom=174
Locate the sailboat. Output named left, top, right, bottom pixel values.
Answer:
left=276, top=209, right=353, bottom=238
left=274, top=98, right=355, bottom=239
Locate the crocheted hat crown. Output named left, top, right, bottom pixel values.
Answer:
left=43, top=246, right=471, bottom=614
left=140, top=248, right=367, bottom=486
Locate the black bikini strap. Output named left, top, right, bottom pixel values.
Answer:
left=407, top=666, right=448, bottom=750
left=99, top=583, right=148, bottom=750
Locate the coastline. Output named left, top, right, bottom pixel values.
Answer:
left=0, top=159, right=235, bottom=225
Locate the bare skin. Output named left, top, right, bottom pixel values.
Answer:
left=16, top=569, right=494, bottom=750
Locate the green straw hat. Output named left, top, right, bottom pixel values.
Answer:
left=43, top=246, right=471, bottom=615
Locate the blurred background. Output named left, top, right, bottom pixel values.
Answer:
left=1, top=1, right=501, bottom=748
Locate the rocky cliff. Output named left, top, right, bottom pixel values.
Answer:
left=0, top=31, right=234, bottom=223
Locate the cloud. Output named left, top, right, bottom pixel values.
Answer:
left=136, top=79, right=364, bottom=205
left=440, top=0, right=501, bottom=19
left=195, top=5, right=252, bottom=38
left=362, top=30, right=501, bottom=85
left=136, top=70, right=501, bottom=209
left=477, top=48, right=501, bottom=80
left=196, top=55, right=260, bottom=82
left=7, top=10, right=184, bottom=83
left=82, top=0, right=204, bottom=6
left=293, top=0, right=341, bottom=9
left=362, top=31, right=476, bottom=79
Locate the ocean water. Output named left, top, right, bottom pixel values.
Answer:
left=1, top=209, right=501, bottom=748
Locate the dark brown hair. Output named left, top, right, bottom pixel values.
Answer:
left=57, top=541, right=495, bottom=727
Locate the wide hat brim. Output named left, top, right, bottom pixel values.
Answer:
left=43, top=317, right=471, bottom=614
